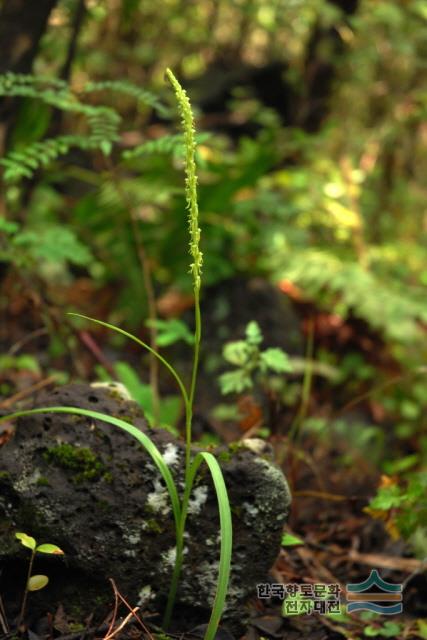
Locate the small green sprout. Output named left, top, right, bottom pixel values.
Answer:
left=281, top=532, right=304, bottom=547
left=219, top=321, right=292, bottom=395
left=15, top=532, right=64, bottom=628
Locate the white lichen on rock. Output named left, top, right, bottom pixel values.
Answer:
left=187, top=485, right=208, bottom=515
left=122, top=528, right=142, bottom=547
left=162, top=443, right=180, bottom=467
left=242, top=501, right=259, bottom=518
left=254, top=457, right=291, bottom=511
left=90, top=381, right=133, bottom=401
left=13, top=467, right=42, bottom=493
left=241, top=438, right=274, bottom=457
left=147, top=478, right=171, bottom=515
left=137, top=585, right=154, bottom=606
left=162, top=546, right=177, bottom=568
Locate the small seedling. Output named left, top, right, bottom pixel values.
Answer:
left=219, top=320, right=292, bottom=394
left=15, top=532, right=64, bottom=628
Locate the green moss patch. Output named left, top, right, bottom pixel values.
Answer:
left=43, top=443, right=110, bottom=484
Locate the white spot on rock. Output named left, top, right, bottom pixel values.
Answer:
left=162, top=443, right=180, bottom=467
left=187, top=485, right=208, bottom=515
left=242, top=501, right=259, bottom=518
left=91, top=381, right=133, bottom=401
left=162, top=546, right=177, bottom=567
left=137, top=585, right=154, bottom=606
left=147, top=478, right=171, bottom=515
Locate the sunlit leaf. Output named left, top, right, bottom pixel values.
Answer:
left=281, top=532, right=303, bottom=546
left=16, top=532, right=36, bottom=551
left=219, top=370, right=252, bottom=394
left=261, top=348, right=292, bottom=373
left=222, top=341, right=249, bottom=366
left=28, top=575, right=49, bottom=591
left=36, top=543, right=64, bottom=555
left=245, top=321, right=263, bottom=346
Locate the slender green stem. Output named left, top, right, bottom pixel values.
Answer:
left=163, top=452, right=232, bottom=637
left=162, top=69, right=207, bottom=631
left=68, top=313, right=189, bottom=408
left=185, top=288, right=202, bottom=474
left=17, top=549, right=35, bottom=628
left=289, top=316, right=314, bottom=443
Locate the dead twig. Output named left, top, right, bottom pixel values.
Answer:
left=0, top=593, right=9, bottom=634
left=7, top=327, right=48, bottom=356
left=102, top=579, right=154, bottom=640
left=77, top=330, right=116, bottom=378
left=0, top=375, right=57, bottom=409
left=328, top=545, right=427, bottom=573
left=292, top=489, right=363, bottom=502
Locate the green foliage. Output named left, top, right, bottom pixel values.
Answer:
left=15, top=532, right=64, bottom=625
left=368, top=472, right=427, bottom=556
left=1, top=3, right=426, bottom=627
left=123, top=132, right=211, bottom=160
left=219, top=321, right=292, bottom=394
left=364, top=623, right=400, bottom=638
left=363, top=620, right=403, bottom=638
left=1, top=73, right=232, bottom=640
left=16, top=532, right=63, bottom=556
left=281, top=532, right=304, bottom=547
left=113, top=360, right=181, bottom=432
left=0, top=73, right=122, bottom=180
left=0, top=215, right=94, bottom=285
left=13, top=225, right=92, bottom=267
left=82, top=80, right=171, bottom=118
left=303, top=416, right=386, bottom=466
left=146, top=318, right=194, bottom=347
left=43, top=443, right=110, bottom=484
left=276, top=250, right=427, bottom=343
left=0, top=354, right=40, bottom=374
left=0, top=72, right=171, bottom=182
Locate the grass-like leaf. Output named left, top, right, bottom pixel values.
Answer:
left=68, top=313, right=189, bottom=407
left=162, top=452, right=232, bottom=638
left=0, top=406, right=181, bottom=529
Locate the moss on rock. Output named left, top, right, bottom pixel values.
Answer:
left=43, top=443, right=109, bottom=484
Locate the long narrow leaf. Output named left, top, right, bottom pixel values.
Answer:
left=176, top=452, right=232, bottom=640
left=68, top=313, right=189, bottom=407
left=0, top=406, right=181, bottom=527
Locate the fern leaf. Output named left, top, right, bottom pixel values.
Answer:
left=82, top=80, right=170, bottom=117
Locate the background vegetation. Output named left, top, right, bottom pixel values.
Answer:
left=1, top=1, right=426, bottom=637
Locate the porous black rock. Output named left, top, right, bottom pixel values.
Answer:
left=0, top=383, right=291, bottom=630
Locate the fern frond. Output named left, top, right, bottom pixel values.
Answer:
left=123, top=132, right=211, bottom=160
left=123, top=133, right=184, bottom=159
left=0, top=73, right=123, bottom=181
left=0, top=73, right=178, bottom=181
left=82, top=79, right=170, bottom=117
left=0, top=73, right=70, bottom=97
left=0, top=72, right=78, bottom=110
left=0, top=136, right=92, bottom=181
left=278, top=249, right=427, bottom=342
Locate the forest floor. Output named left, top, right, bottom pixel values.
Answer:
left=1, top=276, right=426, bottom=640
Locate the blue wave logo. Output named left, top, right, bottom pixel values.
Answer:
left=346, top=570, right=402, bottom=614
